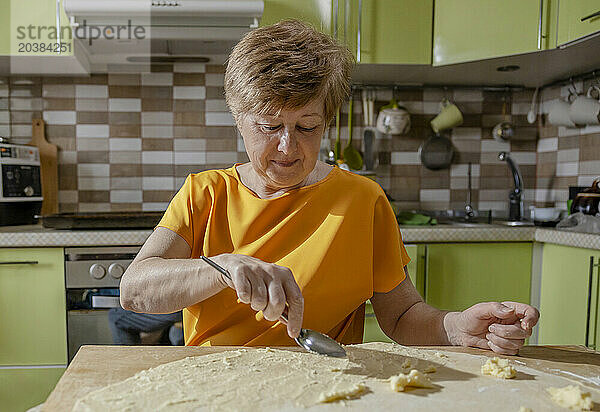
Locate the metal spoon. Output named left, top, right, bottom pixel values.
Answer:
left=200, top=255, right=347, bottom=358
left=527, top=87, right=539, bottom=124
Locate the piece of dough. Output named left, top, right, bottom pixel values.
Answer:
left=547, top=385, right=592, bottom=411
left=424, top=365, right=437, bottom=373
left=481, top=357, right=516, bottom=379
left=318, top=383, right=368, bottom=403
left=389, top=369, right=435, bottom=392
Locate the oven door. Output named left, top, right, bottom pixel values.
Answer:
left=67, top=310, right=114, bottom=362
left=66, top=288, right=120, bottom=362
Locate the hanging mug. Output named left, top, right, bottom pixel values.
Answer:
left=430, top=99, right=463, bottom=133
left=569, top=86, right=600, bottom=126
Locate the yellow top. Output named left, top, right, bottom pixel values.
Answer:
left=157, top=164, right=410, bottom=346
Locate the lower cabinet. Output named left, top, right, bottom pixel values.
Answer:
left=0, top=248, right=67, bottom=410
left=0, top=367, right=65, bottom=412
left=425, top=243, right=533, bottom=312
left=363, top=244, right=423, bottom=343
left=538, top=244, right=600, bottom=347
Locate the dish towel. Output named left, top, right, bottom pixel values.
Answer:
left=396, top=212, right=438, bottom=226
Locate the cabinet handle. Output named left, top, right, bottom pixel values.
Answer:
left=537, top=0, right=544, bottom=50
left=586, top=256, right=599, bottom=348
left=581, top=11, right=600, bottom=22
left=0, top=261, right=39, bottom=265
left=56, top=0, right=62, bottom=54
left=333, top=0, right=338, bottom=39
left=357, top=0, right=362, bottom=62
left=344, top=0, right=349, bottom=44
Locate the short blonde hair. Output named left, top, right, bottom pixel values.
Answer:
left=224, top=19, right=354, bottom=125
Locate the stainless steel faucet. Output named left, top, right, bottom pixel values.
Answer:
left=498, top=152, right=523, bottom=221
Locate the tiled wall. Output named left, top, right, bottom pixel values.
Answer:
left=336, top=88, right=539, bottom=213
left=535, top=81, right=600, bottom=210
left=0, top=58, right=248, bottom=213
left=1, top=62, right=599, bottom=215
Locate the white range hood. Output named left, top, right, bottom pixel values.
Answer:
left=63, top=0, right=264, bottom=70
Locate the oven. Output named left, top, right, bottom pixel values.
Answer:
left=65, top=246, right=139, bottom=362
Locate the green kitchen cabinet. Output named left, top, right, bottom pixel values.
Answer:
left=557, top=0, right=600, bottom=46
left=0, top=248, right=67, bottom=365
left=9, top=0, right=73, bottom=56
left=0, top=0, right=9, bottom=55
left=260, top=0, right=333, bottom=34
left=537, top=244, right=600, bottom=347
left=433, top=0, right=555, bottom=66
left=0, top=367, right=65, bottom=412
left=425, top=243, right=532, bottom=312
left=335, top=0, right=433, bottom=64
left=363, top=244, right=423, bottom=343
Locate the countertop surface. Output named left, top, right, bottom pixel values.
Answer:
left=0, top=223, right=599, bottom=250
left=43, top=344, right=600, bottom=411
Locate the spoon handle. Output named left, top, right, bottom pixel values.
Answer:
left=200, top=255, right=290, bottom=323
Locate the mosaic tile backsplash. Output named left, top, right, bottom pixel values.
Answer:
left=0, top=59, right=598, bottom=215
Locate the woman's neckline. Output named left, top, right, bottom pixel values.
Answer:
left=232, top=162, right=338, bottom=200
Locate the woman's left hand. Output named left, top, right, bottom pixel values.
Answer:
left=444, top=301, right=540, bottom=355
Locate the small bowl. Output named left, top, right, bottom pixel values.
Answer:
left=531, top=207, right=561, bottom=222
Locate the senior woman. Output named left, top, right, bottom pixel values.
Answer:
left=120, top=19, right=539, bottom=355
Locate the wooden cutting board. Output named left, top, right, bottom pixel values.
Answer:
left=29, top=119, right=58, bottom=215
left=42, top=345, right=600, bottom=411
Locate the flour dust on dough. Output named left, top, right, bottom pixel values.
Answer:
left=73, top=342, right=600, bottom=412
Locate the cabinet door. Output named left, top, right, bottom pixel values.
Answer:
left=0, top=366, right=65, bottom=412
left=260, top=0, right=333, bottom=35
left=335, top=0, right=432, bottom=64
left=538, top=244, right=599, bottom=346
left=433, top=0, right=551, bottom=66
left=9, top=0, right=74, bottom=56
left=425, top=243, right=532, bottom=312
left=0, top=0, right=9, bottom=55
left=557, top=0, right=600, bottom=46
left=358, top=0, right=432, bottom=64
left=363, top=244, right=423, bottom=343
left=405, top=244, right=425, bottom=297
left=0, top=248, right=67, bottom=365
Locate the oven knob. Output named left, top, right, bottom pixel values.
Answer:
left=89, top=264, right=106, bottom=279
left=23, top=186, right=34, bottom=196
left=108, top=263, right=125, bottom=279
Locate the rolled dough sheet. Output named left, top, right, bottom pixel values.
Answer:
left=73, top=342, right=600, bottom=411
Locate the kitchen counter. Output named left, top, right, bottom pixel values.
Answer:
left=0, top=224, right=152, bottom=247
left=43, top=344, right=600, bottom=411
left=0, top=223, right=599, bottom=250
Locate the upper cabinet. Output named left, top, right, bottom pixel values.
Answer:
left=260, top=0, right=334, bottom=34
left=261, top=0, right=432, bottom=65
left=9, top=0, right=73, bottom=57
left=0, top=0, right=9, bottom=55
left=1, top=0, right=88, bottom=75
left=433, top=0, right=554, bottom=66
left=557, top=0, right=600, bottom=46
left=336, top=0, right=433, bottom=65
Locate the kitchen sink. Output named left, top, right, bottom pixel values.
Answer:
left=492, top=220, right=535, bottom=227
left=435, top=220, right=535, bottom=228
left=436, top=221, right=492, bottom=227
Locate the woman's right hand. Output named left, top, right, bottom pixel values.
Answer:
left=209, top=254, right=304, bottom=339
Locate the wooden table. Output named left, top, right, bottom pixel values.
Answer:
left=42, top=345, right=600, bottom=411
